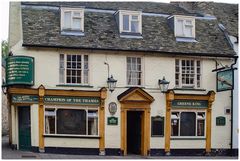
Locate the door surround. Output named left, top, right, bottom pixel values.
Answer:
left=118, top=87, right=154, bottom=156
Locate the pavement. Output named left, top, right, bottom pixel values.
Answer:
left=1, top=135, right=238, bottom=159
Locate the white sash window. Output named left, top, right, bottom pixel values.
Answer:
left=61, top=8, right=84, bottom=32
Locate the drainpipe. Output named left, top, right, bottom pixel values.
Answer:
left=230, top=57, right=238, bottom=155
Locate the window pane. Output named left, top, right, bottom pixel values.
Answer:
left=67, top=55, right=71, bottom=61
left=73, top=18, right=81, bottom=30
left=72, top=62, right=76, bottom=68
left=67, top=76, right=71, bottom=83
left=72, top=55, right=76, bottom=61
left=185, top=20, right=192, bottom=25
left=64, top=11, right=71, bottom=29
left=131, top=21, right=139, bottom=33
left=127, top=57, right=131, bottom=63
left=84, top=55, right=88, bottom=70
left=88, top=110, right=98, bottom=135
left=77, top=76, right=81, bottom=83
left=73, top=12, right=81, bottom=17
left=77, top=55, right=81, bottom=61
left=171, top=119, right=179, bottom=136
left=45, top=109, right=56, bottom=134
left=180, top=112, right=196, bottom=136
left=77, top=63, right=81, bottom=68
left=84, top=70, right=88, bottom=84
left=77, top=70, right=81, bottom=76
left=123, top=15, right=129, bottom=31
left=197, top=120, right=205, bottom=136
left=72, top=77, right=76, bottom=83
left=57, top=109, right=86, bottom=135
left=185, top=26, right=193, bottom=37
left=72, top=70, right=76, bottom=76
left=60, top=54, right=64, bottom=68
left=59, top=69, right=64, bottom=84
left=151, top=116, right=164, bottom=136
left=132, top=15, right=138, bottom=20
left=176, top=19, right=184, bottom=36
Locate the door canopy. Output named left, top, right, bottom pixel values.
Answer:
left=117, top=87, right=154, bottom=103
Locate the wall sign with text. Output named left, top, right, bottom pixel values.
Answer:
left=172, top=100, right=208, bottom=108
left=6, top=56, right=34, bottom=86
left=11, top=94, right=100, bottom=106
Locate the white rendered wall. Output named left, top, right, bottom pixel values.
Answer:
left=31, top=104, right=39, bottom=147
left=229, top=35, right=238, bottom=150
left=11, top=41, right=233, bottom=149
left=44, top=138, right=99, bottom=148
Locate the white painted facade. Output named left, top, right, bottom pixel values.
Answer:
left=8, top=2, right=236, bottom=154
left=10, top=40, right=234, bottom=150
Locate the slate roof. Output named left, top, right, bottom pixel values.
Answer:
left=21, top=2, right=237, bottom=57
left=21, top=2, right=190, bottom=15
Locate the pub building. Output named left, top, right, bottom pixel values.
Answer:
left=5, top=2, right=238, bottom=156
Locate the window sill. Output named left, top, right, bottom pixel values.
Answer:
left=176, top=37, right=198, bottom=43
left=61, top=30, right=85, bottom=36
left=44, top=134, right=100, bottom=139
left=151, top=135, right=164, bottom=137
left=56, top=84, right=93, bottom=88
left=120, top=32, right=143, bottom=39
left=125, top=85, right=145, bottom=88
left=173, top=88, right=206, bottom=91
left=171, top=137, right=206, bottom=140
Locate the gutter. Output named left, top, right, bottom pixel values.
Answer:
left=22, top=43, right=238, bottom=59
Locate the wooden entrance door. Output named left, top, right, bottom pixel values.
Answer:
left=18, top=106, right=31, bottom=150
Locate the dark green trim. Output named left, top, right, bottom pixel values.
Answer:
left=171, top=137, right=206, bottom=140
left=43, top=135, right=100, bottom=139
left=56, top=84, right=93, bottom=88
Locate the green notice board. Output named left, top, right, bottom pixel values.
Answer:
left=6, top=56, right=34, bottom=86
left=216, top=116, right=226, bottom=126
left=107, top=117, right=118, bottom=125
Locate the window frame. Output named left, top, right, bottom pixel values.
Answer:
left=59, top=54, right=89, bottom=85
left=44, top=106, right=99, bottom=137
left=175, top=58, right=202, bottom=89
left=119, top=10, right=142, bottom=34
left=174, top=15, right=195, bottom=38
left=61, top=7, right=84, bottom=32
left=170, top=110, right=206, bottom=139
left=126, top=56, right=144, bottom=86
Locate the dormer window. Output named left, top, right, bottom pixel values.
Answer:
left=61, top=8, right=84, bottom=34
left=117, top=10, right=142, bottom=36
left=174, top=16, right=195, bottom=38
